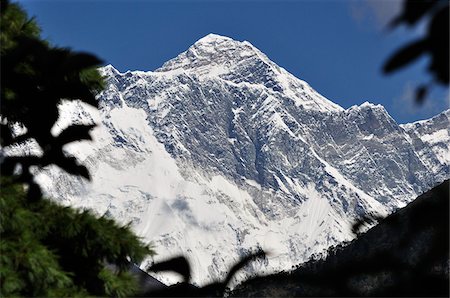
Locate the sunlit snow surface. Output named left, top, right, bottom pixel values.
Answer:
left=30, top=34, right=449, bottom=287
left=401, top=110, right=450, bottom=168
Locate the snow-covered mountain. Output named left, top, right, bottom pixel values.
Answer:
left=401, top=110, right=450, bottom=170
left=23, top=34, right=449, bottom=286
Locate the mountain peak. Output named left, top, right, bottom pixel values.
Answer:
left=155, top=34, right=267, bottom=74
left=100, top=64, right=120, bottom=76
left=153, top=34, right=343, bottom=113
left=194, top=33, right=234, bottom=45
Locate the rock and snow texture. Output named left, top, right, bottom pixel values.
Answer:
left=28, top=34, right=449, bottom=286
left=401, top=110, right=450, bottom=174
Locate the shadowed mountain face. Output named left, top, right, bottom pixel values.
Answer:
left=9, top=34, right=448, bottom=285
left=231, top=180, right=449, bottom=297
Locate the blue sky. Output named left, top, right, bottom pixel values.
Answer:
left=18, top=0, right=449, bottom=123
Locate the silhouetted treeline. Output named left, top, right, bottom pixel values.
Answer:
left=230, top=180, right=449, bottom=297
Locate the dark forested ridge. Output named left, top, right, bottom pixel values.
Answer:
left=230, top=180, right=449, bottom=297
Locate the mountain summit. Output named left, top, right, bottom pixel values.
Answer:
left=31, top=35, right=450, bottom=286
left=156, top=34, right=342, bottom=112
left=157, top=33, right=272, bottom=74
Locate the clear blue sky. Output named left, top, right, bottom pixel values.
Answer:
left=18, top=0, right=449, bottom=124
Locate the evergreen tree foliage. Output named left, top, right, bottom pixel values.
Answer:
left=0, top=2, right=154, bottom=296
left=1, top=0, right=103, bottom=185
left=383, top=0, right=449, bottom=103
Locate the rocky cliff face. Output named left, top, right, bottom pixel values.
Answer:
left=401, top=110, right=450, bottom=180
left=15, top=34, right=448, bottom=286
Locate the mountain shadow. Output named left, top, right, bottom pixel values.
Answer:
left=230, top=180, right=449, bottom=297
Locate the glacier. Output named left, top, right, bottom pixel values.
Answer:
left=12, top=33, right=448, bottom=286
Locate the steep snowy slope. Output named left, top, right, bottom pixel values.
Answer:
left=35, top=100, right=363, bottom=286
left=26, top=34, right=449, bottom=286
